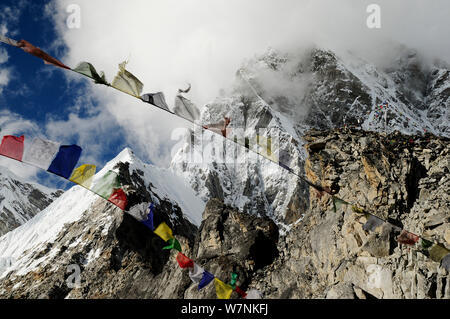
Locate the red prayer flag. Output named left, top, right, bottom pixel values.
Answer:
left=235, top=286, right=247, bottom=298
left=108, top=188, right=128, bottom=210
left=397, top=230, right=420, bottom=246
left=0, top=135, right=24, bottom=161
left=176, top=252, right=194, bottom=268
left=17, top=40, right=71, bottom=70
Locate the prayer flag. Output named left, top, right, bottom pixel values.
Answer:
left=111, top=61, right=143, bottom=97
left=92, top=170, right=121, bottom=199
left=141, top=92, right=171, bottom=112
left=154, top=222, right=174, bottom=242
left=429, top=244, right=450, bottom=263
left=173, top=95, right=200, bottom=122
left=22, top=137, right=60, bottom=170
left=203, top=117, right=231, bottom=137
left=397, top=230, right=420, bottom=246
left=176, top=252, right=194, bottom=268
left=230, top=272, right=238, bottom=289
left=189, top=263, right=204, bottom=284
left=73, top=61, right=109, bottom=85
left=333, top=197, right=349, bottom=213
left=0, top=135, right=24, bottom=161
left=214, top=278, right=233, bottom=299
left=198, top=271, right=214, bottom=290
left=108, top=188, right=128, bottom=210
left=163, top=238, right=181, bottom=252
left=17, top=39, right=70, bottom=70
left=351, top=205, right=365, bottom=215
left=47, top=145, right=82, bottom=179
left=421, top=238, right=433, bottom=250
left=441, top=254, right=450, bottom=272
left=0, top=34, right=19, bottom=47
left=141, top=203, right=155, bottom=231
left=69, top=164, right=96, bottom=188
left=245, top=289, right=262, bottom=299
left=235, top=286, right=247, bottom=299
left=363, top=215, right=385, bottom=232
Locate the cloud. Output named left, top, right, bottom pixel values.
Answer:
left=44, top=0, right=450, bottom=167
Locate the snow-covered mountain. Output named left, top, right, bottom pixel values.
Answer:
left=0, top=148, right=204, bottom=282
left=0, top=165, right=62, bottom=237
left=170, top=47, right=450, bottom=228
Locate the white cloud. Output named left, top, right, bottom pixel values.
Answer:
left=45, top=0, right=450, bottom=167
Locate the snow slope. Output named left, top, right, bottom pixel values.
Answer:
left=0, top=147, right=204, bottom=277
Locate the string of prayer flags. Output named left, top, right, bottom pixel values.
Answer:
left=111, top=60, right=143, bottom=98
left=141, top=203, right=155, bottom=231
left=154, top=222, right=174, bottom=242
left=0, top=135, right=24, bottom=161
left=176, top=252, right=194, bottom=268
left=363, top=215, right=385, bottom=232
left=189, top=263, right=205, bottom=284
left=245, top=289, right=262, bottom=299
left=69, top=164, right=96, bottom=188
left=397, top=230, right=420, bottom=246
left=0, top=34, right=19, bottom=47
left=23, top=137, right=60, bottom=170
left=47, top=145, right=82, bottom=179
left=173, top=94, right=200, bottom=122
left=141, top=92, right=171, bottom=112
left=214, top=278, right=233, bottom=299
left=198, top=271, right=214, bottom=290
left=17, top=39, right=71, bottom=70
left=73, top=62, right=109, bottom=85
left=163, top=238, right=182, bottom=252
left=108, top=188, right=128, bottom=210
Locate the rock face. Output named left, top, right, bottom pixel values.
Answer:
left=250, top=129, right=450, bottom=299
left=171, top=47, right=450, bottom=231
left=0, top=166, right=62, bottom=237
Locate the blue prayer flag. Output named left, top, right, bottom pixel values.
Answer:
left=142, top=203, right=154, bottom=231
left=47, top=145, right=82, bottom=179
left=198, top=271, right=214, bottom=290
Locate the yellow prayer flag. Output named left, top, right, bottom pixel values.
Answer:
left=69, top=164, right=96, bottom=188
left=256, top=135, right=278, bottom=162
left=154, top=222, right=174, bottom=242
left=429, top=244, right=450, bottom=262
left=214, top=278, right=233, bottom=299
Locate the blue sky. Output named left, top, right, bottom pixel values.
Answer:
left=0, top=0, right=129, bottom=189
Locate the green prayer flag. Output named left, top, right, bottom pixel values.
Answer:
left=333, top=197, right=348, bottom=212
left=73, top=61, right=109, bottom=85
left=230, top=272, right=238, bottom=289
left=162, top=238, right=181, bottom=252
left=421, top=238, right=433, bottom=250
left=91, top=170, right=121, bottom=199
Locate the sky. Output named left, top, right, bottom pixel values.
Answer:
left=0, top=0, right=449, bottom=189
